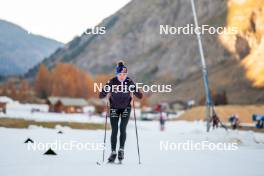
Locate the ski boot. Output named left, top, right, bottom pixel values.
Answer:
left=108, top=151, right=117, bottom=163
left=118, top=148, right=124, bottom=164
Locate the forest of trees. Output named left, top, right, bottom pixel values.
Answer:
left=35, top=63, right=113, bottom=99
left=0, top=77, right=32, bottom=102
left=34, top=63, right=148, bottom=106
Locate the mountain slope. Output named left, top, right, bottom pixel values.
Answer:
left=26, top=0, right=264, bottom=104
left=0, top=19, right=63, bottom=76
left=27, top=0, right=227, bottom=81
left=219, top=0, right=264, bottom=88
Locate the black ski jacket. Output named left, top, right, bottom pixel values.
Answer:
left=99, top=77, right=143, bottom=109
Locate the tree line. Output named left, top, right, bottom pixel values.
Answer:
left=35, top=63, right=112, bottom=99
left=0, top=63, right=148, bottom=106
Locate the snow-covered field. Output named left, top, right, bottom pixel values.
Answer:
left=1, top=121, right=264, bottom=176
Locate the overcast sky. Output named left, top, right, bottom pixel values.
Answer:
left=0, top=0, right=131, bottom=43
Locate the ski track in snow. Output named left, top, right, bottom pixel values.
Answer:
left=0, top=121, right=264, bottom=176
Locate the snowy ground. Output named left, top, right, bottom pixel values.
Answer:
left=1, top=121, right=264, bottom=176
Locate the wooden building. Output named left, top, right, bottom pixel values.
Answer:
left=46, top=96, right=88, bottom=113
left=0, top=96, right=14, bottom=113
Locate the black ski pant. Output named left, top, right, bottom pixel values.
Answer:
left=109, top=107, right=131, bottom=151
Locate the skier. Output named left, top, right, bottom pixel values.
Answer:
left=160, top=111, right=167, bottom=131
left=228, top=114, right=240, bottom=129
left=99, top=61, right=143, bottom=163
left=255, top=115, right=264, bottom=129
left=212, top=111, right=220, bottom=129
left=156, top=103, right=167, bottom=131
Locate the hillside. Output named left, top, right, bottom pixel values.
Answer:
left=26, top=0, right=264, bottom=104
left=0, top=19, right=63, bottom=76
left=219, top=0, right=264, bottom=88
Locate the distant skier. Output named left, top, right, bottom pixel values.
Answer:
left=256, top=118, right=264, bottom=129
left=99, top=61, right=143, bottom=163
left=228, top=114, right=240, bottom=129
left=212, top=111, right=220, bottom=129
left=157, top=104, right=167, bottom=131
left=160, top=111, right=167, bottom=131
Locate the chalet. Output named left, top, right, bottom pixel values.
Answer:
left=168, top=100, right=188, bottom=111
left=46, top=96, right=88, bottom=113
left=154, top=100, right=188, bottom=113
left=0, top=96, right=14, bottom=113
left=87, top=98, right=107, bottom=113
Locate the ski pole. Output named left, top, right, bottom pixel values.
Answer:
left=102, top=101, right=109, bottom=163
left=132, top=96, right=141, bottom=164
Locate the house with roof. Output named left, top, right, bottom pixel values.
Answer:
left=46, top=96, right=89, bottom=113
left=0, top=96, right=15, bottom=113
